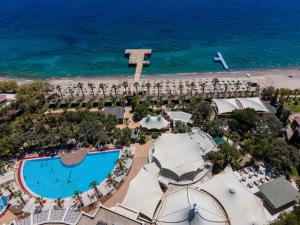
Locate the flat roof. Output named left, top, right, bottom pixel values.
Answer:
left=258, top=176, right=300, bottom=209
left=103, top=107, right=124, bottom=119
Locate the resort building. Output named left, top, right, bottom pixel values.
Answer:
left=258, top=176, right=300, bottom=212
left=139, top=116, right=170, bottom=131
left=200, top=167, right=268, bottom=225
left=154, top=186, right=228, bottom=225
left=213, top=97, right=270, bottom=115
left=103, top=106, right=125, bottom=122
left=150, top=132, right=218, bottom=182
left=121, top=168, right=164, bottom=220
left=165, top=110, right=193, bottom=125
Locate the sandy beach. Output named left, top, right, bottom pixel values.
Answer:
left=1, top=67, right=300, bottom=90
left=45, top=68, right=300, bottom=89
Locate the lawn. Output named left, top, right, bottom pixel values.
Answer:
left=285, top=101, right=300, bottom=112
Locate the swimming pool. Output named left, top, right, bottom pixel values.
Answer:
left=0, top=196, right=8, bottom=214
left=22, top=151, right=120, bottom=199
left=212, top=137, right=225, bottom=145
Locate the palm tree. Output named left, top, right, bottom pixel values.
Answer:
left=234, top=81, right=242, bottom=93
left=190, top=81, right=196, bottom=96
left=133, top=82, right=139, bottom=95
left=54, top=198, right=64, bottom=209
left=15, top=190, right=26, bottom=205
left=56, top=85, right=63, bottom=99
left=35, top=197, right=44, bottom=208
left=122, top=81, right=129, bottom=95
left=255, top=85, right=260, bottom=96
left=89, top=181, right=100, bottom=197
left=223, top=83, right=228, bottom=96
left=246, top=82, right=251, bottom=96
left=111, top=84, right=119, bottom=97
left=115, top=158, right=126, bottom=171
left=200, top=82, right=207, bottom=94
left=76, top=82, right=85, bottom=99
left=145, top=82, right=151, bottom=96
left=73, top=191, right=83, bottom=206
left=212, top=78, right=219, bottom=93
left=4, top=184, right=14, bottom=196
left=178, top=84, right=184, bottom=98
left=88, top=82, right=96, bottom=99
left=124, top=118, right=129, bottom=127
left=68, top=87, right=75, bottom=99
left=99, top=83, right=107, bottom=97
left=154, top=82, right=162, bottom=97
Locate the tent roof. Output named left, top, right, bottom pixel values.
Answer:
left=139, top=116, right=169, bottom=130
left=152, top=133, right=205, bottom=177
left=258, top=176, right=300, bottom=209
left=155, top=187, right=228, bottom=225
left=237, top=97, right=269, bottom=113
left=166, top=111, right=193, bottom=124
left=213, top=98, right=240, bottom=115
left=122, top=168, right=164, bottom=219
left=201, top=167, right=267, bottom=225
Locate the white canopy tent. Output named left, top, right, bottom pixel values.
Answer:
left=152, top=133, right=206, bottom=181
left=122, top=168, right=164, bottom=219
left=237, top=97, right=270, bottom=113
left=200, top=167, right=268, bottom=225
left=155, top=187, right=228, bottom=225
left=213, top=98, right=240, bottom=115
left=139, top=116, right=170, bottom=130
left=166, top=111, right=193, bottom=124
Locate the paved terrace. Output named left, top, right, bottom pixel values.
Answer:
left=103, top=140, right=153, bottom=207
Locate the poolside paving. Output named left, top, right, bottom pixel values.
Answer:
left=103, top=140, right=153, bottom=208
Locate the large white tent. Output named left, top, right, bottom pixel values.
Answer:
left=139, top=116, right=170, bottom=130
left=122, top=168, right=164, bottom=219
left=152, top=133, right=206, bottom=181
left=237, top=97, right=269, bottom=113
left=155, top=187, right=228, bottom=225
left=213, top=97, right=270, bottom=115
left=213, top=98, right=240, bottom=115
left=166, top=111, right=193, bottom=124
left=200, top=167, right=268, bottom=225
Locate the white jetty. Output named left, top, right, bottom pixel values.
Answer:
left=214, top=52, right=229, bottom=70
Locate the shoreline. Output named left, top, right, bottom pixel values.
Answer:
left=1, top=67, right=300, bottom=89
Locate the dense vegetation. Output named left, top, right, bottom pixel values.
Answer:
left=272, top=204, right=300, bottom=225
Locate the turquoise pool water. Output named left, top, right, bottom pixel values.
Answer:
left=212, top=137, right=225, bottom=145
left=0, top=196, right=8, bottom=214
left=22, top=151, right=120, bottom=199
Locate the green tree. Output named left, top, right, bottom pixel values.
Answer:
left=186, top=98, right=213, bottom=126
left=89, top=181, right=100, bottom=197
left=206, top=143, right=240, bottom=174
left=203, top=119, right=225, bottom=137
left=229, top=108, right=259, bottom=135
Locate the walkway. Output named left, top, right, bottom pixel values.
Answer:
left=104, top=140, right=153, bottom=207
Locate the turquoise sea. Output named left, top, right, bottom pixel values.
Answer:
left=0, top=0, right=300, bottom=79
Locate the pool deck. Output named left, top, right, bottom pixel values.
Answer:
left=59, top=148, right=88, bottom=166
left=103, top=140, right=153, bottom=207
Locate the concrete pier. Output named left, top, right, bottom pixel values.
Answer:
left=214, top=52, right=229, bottom=70
left=125, top=49, right=152, bottom=82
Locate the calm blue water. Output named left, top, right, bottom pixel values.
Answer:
left=0, top=196, right=8, bottom=213
left=23, top=151, right=119, bottom=199
left=1, top=0, right=300, bottom=79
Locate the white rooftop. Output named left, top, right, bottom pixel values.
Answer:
left=200, top=167, right=268, bottom=225
left=237, top=97, right=270, bottom=113
left=122, top=168, right=164, bottom=219
left=166, top=111, right=193, bottom=124
left=152, top=133, right=206, bottom=179
left=155, top=186, right=228, bottom=225
left=139, top=116, right=170, bottom=130
left=213, top=98, right=240, bottom=115
left=213, top=97, right=270, bottom=115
